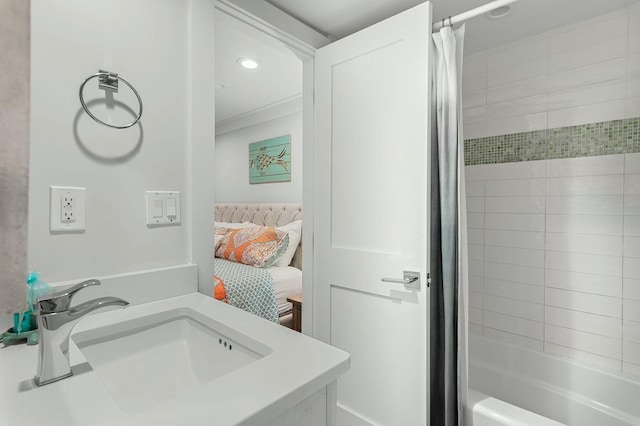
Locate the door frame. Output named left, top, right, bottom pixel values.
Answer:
left=213, top=0, right=328, bottom=335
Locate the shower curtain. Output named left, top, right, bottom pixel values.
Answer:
left=430, top=24, right=469, bottom=426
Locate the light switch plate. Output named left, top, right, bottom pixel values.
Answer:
left=50, top=186, right=86, bottom=232
left=145, top=191, right=181, bottom=226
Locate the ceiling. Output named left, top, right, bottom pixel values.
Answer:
left=216, top=0, right=639, bottom=124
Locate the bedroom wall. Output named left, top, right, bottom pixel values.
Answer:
left=28, top=0, right=215, bottom=288
left=463, top=3, right=640, bottom=377
left=215, top=111, right=303, bottom=203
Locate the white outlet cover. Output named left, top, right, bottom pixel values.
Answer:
left=50, top=186, right=86, bottom=232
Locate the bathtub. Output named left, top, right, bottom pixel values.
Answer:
left=468, top=334, right=640, bottom=426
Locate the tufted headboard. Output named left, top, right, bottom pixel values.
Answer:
left=214, top=203, right=303, bottom=270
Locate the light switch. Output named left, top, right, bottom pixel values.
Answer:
left=145, top=190, right=181, bottom=226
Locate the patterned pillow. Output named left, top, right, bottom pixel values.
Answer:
left=216, top=226, right=289, bottom=268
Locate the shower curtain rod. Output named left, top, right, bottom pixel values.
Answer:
left=432, top=0, right=519, bottom=31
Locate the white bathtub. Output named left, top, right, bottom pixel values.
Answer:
left=468, top=334, right=640, bottom=426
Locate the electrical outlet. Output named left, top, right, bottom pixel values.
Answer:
left=50, top=186, right=86, bottom=232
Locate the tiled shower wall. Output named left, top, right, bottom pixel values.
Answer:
left=463, top=3, right=640, bottom=376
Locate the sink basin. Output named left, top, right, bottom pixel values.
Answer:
left=72, top=307, right=270, bottom=414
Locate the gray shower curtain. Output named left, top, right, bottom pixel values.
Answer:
left=430, top=24, right=469, bottom=426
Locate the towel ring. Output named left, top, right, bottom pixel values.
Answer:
left=79, top=71, right=143, bottom=129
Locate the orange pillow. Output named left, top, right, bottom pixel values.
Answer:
left=215, top=226, right=289, bottom=268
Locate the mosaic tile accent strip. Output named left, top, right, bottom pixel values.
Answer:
left=464, top=117, right=640, bottom=165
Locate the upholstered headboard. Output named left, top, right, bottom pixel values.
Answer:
left=214, top=203, right=303, bottom=270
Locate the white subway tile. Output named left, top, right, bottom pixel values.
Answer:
left=488, top=33, right=549, bottom=68
left=463, top=72, right=487, bottom=94
left=627, top=96, right=640, bottom=119
left=630, top=8, right=640, bottom=34
left=629, top=53, right=640, bottom=77
left=470, top=307, right=484, bottom=325
left=623, top=362, right=640, bottom=376
left=463, top=105, right=486, bottom=124
left=627, top=154, right=640, bottom=174
left=485, top=160, right=547, bottom=180
left=488, top=57, right=548, bottom=88
left=466, top=196, right=485, bottom=213
left=464, top=51, right=488, bottom=77
left=486, top=94, right=547, bottom=120
left=484, top=327, right=543, bottom=351
left=486, top=76, right=548, bottom=104
left=468, top=228, right=485, bottom=245
left=546, top=269, right=622, bottom=297
left=470, top=323, right=484, bottom=335
left=546, top=251, right=623, bottom=277
left=486, top=178, right=546, bottom=196
left=549, top=14, right=628, bottom=55
left=485, top=245, right=545, bottom=267
left=485, top=262, right=544, bottom=286
left=545, top=233, right=623, bottom=256
left=469, top=260, right=485, bottom=277
left=625, top=216, right=640, bottom=237
left=625, top=195, right=640, bottom=215
left=470, top=275, right=485, bottom=292
left=625, top=256, right=640, bottom=279
left=625, top=174, right=640, bottom=194
left=547, top=99, right=626, bottom=129
left=623, top=340, right=640, bottom=365
left=468, top=243, right=485, bottom=261
left=464, top=122, right=486, bottom=139
left=485, top=213, right=545, bottom=232
left=624, top=319, right=640, bottom=343
left=629, top=77, right=640, bottom=100
left=545, top=324, right=622, bottom=359
left=470, top=291, right=483, bottom=309
left=624, top=299, right=640, bottom=322
left=548, top=58, right=627, bottom=92
left=546, top=306, right=622, bottom=338
left=549, top=36, right=627, bottom=72
left=547, top=79, right=627, bottom=111
left=467, top=212, right=485, bottom=229
left=485, top=294, right=544, bottom=322
left=550, top=8, right=627, bottom=38
left=546, top=287, right=622, bottom=318
left=486, top=112, right=548, bottom=137
left=545, top=342, right=622, bottom=371
left=465, top=165, right=486, bottom=181
left=547, top=175, right=624, bottom=196
left=625, top=277, right=640, bottom=301
left=484, top=278, right=545, bottom=303
left=547, top=155, right=624, bottom=177
left=630, top=32, right=640, bottom=56
left=547, top=195, right=623, bottom=215
left=484, top=311, right=543, bottom=340
left=546, top=214, right=623, bottom=235
left=463, top=89, right=486, bottom=109
left=486, top=229, right=545, bottom=250
left=485, top=196, right=545, bottom=214
left=465, top=180, right=485, bottom=197
left=625, top=236, right=640, bottom=258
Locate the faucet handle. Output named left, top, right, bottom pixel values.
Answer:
left=37, top=279, right=101, bottom=313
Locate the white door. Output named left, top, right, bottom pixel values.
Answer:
left=313, top=3, right=432, bottom=425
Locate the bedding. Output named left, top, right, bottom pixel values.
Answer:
left=215, top=225, right=289, bottom=268
left=269, top=265, right=303, bottom=316
left=213, top=258, right=279, bottom=323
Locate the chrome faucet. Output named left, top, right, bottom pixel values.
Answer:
left=35, top=279, right=129, bottom=386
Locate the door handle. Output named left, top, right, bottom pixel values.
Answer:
left=381, top=271, right=420, bottom=289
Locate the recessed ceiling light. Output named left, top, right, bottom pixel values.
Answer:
left=484, top=5, right=511, bottom=19
left=237, top=57, right=260, bottom=69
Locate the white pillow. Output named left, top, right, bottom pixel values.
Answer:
left=274, top=220, right=302, bottom=267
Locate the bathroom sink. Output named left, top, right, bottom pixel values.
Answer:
left=71, top=307, right=270, bottom=414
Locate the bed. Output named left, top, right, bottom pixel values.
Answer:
left=214, top=203, right=302, bottom=328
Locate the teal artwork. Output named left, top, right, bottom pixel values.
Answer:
left=249, top=135, right=291, bottom=184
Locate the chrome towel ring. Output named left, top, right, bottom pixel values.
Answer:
left=79, top=70, right=143, bottom=129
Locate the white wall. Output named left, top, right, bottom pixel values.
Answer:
left=28, top=0, right=215, bottom=289
left=215, top=111, right=303, bottom=203
left=462, top=3, right=640, bottom=139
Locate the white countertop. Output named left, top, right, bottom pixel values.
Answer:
left=0, top=293, right=349, bottom=426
